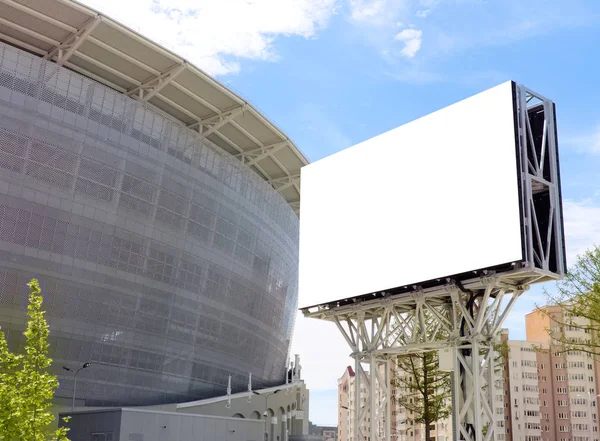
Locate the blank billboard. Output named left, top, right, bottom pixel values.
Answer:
left=299, top=81, right=524, bottom=308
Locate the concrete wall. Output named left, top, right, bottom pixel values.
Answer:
left=61, top=408, right=263, bottom=441
left=60, top=409, right=122, bottom=441
left=120, top=409, right=263, bottom=441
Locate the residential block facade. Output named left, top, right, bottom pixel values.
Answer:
left=337, top=304, right=600, bottom=441
left=337, top=365, right=453, bottom=441
left=499, top=305, right=600, bottom=441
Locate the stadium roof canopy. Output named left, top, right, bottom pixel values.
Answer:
left=0, top=0, right=307, bottom=214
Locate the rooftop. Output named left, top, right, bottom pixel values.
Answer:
left=0, top=0, right=307, bottom=214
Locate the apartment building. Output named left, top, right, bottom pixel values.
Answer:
left=498, top=305, right=600, bottom=441
left=337, top=365, right=453, bottom=441
left=527, top=306, right=599, bottom=441
left=500, top=335, right=548, bottom=441
left=338, top=366, right=372, bottom=441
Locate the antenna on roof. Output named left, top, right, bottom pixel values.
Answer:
left=247, top=372, right=253, bottom=403
left=226, top=375, right=231, bottom=409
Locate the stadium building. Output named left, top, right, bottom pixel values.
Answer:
left=0, top=0, right=305, bottom=408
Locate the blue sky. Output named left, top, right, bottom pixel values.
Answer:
left=85, top=0, right=600, bottom=427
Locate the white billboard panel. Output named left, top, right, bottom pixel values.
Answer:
left=299, top=81, right=523, bottom=308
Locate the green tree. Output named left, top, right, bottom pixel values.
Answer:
left=540, top=246, right=600, bottom=355
left=0, top=279, right=70, bottom=441
left=393, top=350, right=452, bottom=441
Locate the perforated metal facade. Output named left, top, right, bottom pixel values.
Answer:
left=0, top=42, right=299, bottom=406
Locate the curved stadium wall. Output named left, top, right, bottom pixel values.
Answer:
left=0, top=42, right=299, bottom=406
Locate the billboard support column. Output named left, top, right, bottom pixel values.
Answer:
left=312, top=275, right=530, bottom=441
left=370, top=356, right=378, bottom=441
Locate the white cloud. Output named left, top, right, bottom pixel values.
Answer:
left=416, top=8, right=431, bottom=17
left=563, top=198, right=600, bottom=264
left=395, top=28, right=423, bottom=57
left=80, top=0, right=338, bottom=75
left=349, top=0, right=388, bottom=21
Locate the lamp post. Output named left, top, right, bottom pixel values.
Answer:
left=341, top=405, right=366, bottom=440
left=254, top=389, right=280, bottom=441
left=62, top=362, right=91, bottom=412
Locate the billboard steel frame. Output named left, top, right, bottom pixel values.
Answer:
left=301, top=84, right=565, bottom=441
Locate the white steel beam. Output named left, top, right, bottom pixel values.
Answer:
left=213, top=131, right=244, bottom=154
left=235, top=141, right=289, bottom=167
left=0, top=16, right=60, bottom=46
left=87, top=36, right=161, bottom=76
left=74, top=51, right=141, bottom=86
left=44, top=15, right=102, bottom=66
left=229, top=124, right=298, bottom=189
left=187, top=104, right=248, bottom=138
left=214, top=132, right=273, bottom=183
left=171, top=81, right=220, bottom=114
left=266, top=173, right=300, bottom=191
left=0, top=31, right=45, bottom=55
left=157, top=93, right=205, bottom=122
left=126, top=62, right=186, bottom=101
left=302, top=273, right=541, bottom=441
left=269, top=153, right=299, bottom=193
left=231, top=120, right=264, bottom=147
left=231, top=119, right=299, bottom=192
left=0, top=0, right=76, bottom=33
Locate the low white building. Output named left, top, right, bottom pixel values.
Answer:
left=62, top=357, right=309, bottom=441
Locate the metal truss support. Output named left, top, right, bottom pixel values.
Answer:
left=515, top=83, right=565, bottom=277
left=306, top=273, right=547, bottom=441
left=266, top=173, right=300, bottom=192
left=187, top=104, right=248, bottom=137
left=235, top=141, right=289, bottom=167
left=127, top=63, right=186, bottom=102
left=44, top=15, right=102, bottom=66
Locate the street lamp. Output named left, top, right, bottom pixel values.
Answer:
left=254, top=389, right=280, bottom=441
left=63, top=362, right=91, bottom=412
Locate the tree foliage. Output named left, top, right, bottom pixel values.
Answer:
left=393, top=350, right=452, bottom=441
left=0, top=279, right=70, bottom=441
left=391, top=309, right=452, bottom=441
left=541, top=246, right=600, bottom=355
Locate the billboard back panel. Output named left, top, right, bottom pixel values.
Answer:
left=299, top=81, right=523, bottom=308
